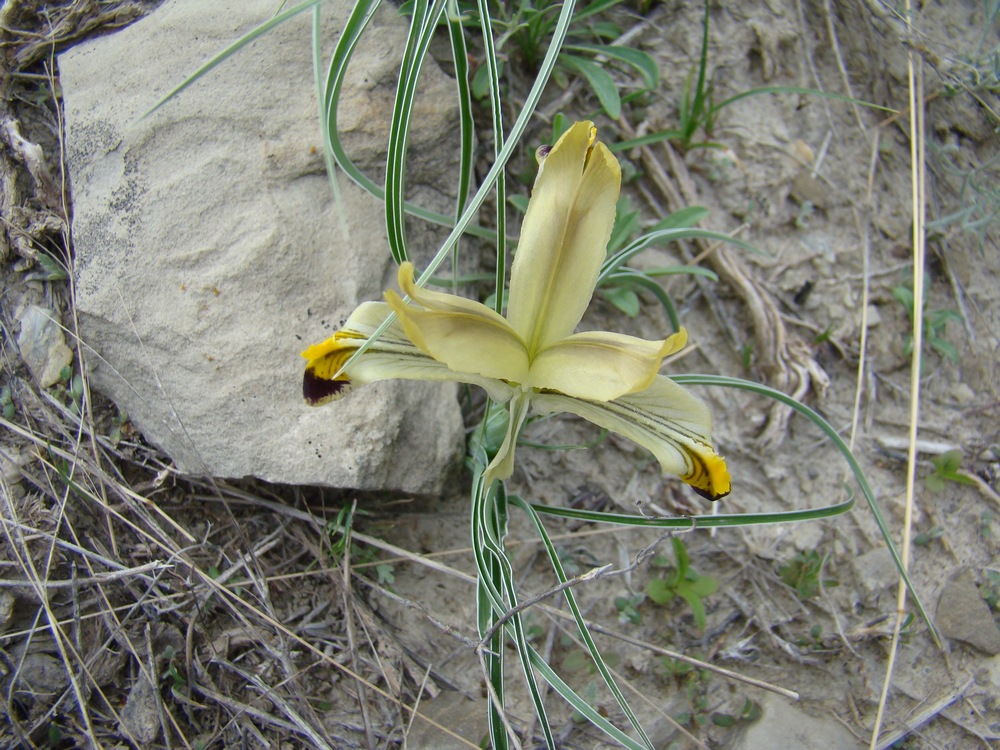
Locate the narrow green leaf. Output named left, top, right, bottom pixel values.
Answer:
left=559, top=53, right=621, bottom=118
left=603, top=286, right=641, bottom=317
left=646, top=578, right=674, bottom=605
left=609, top=129, right=685, bottom=151
left=650, top=206, right=710, bottom=231
left=565, top=43, right=659, bottom=89
left=142, top=0, right=324, bottom=118
left=713, top=85, right=896, bottom=116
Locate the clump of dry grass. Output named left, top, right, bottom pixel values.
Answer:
left=1, top=383, right=467, bottom=748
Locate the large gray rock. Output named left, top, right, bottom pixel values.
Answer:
left=60, top=0, right=464, bottom=493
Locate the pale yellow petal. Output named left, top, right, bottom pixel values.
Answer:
left=302, top=301, right=514, bottom=404
left=526, top=329, right=688, bottom=402
left=387, top=262, right=530, bottom=385
left=507, top=121, right=622, bottom=351
left=531, top=376, right=731, bottom=500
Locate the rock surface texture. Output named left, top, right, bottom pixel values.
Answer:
left=60, top=0, right=464, bottom=492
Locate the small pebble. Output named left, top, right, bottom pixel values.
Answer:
left=17, top=305, right=72, bottom=388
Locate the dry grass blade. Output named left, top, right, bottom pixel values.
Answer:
left=869, top=4, right=927, bottom=746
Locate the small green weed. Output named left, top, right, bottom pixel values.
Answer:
left=55, top=365, right=85, bottom=415
left=108, top=408, right=130, bottom=446
left=614, top=592, right=644, bottom=625
left=646, top=537, right=718, bottom=630
left=891, top=282, right=962, bottom=366
left=709, top=698, right=763, bottom=728
left=926, top=146, right=1000, bottom=253
left=660, top=656, right=760, bottom=731
left=913, top=525, right=944, bottom=546
left=23, top=252, right=68, bottom=283
left=661, top=656, right=711, bottom=729
left=925, top=449, right=976, bottom=492
left=778, top=550, right=838, bottom=599
left=0, top=386, right=14, bottom=420
left=609, top=0, right=891, bottom=153
left=161, top=645, right=186, bottom=697
left=795, top=623, right=826, bottom=650
left=326, top=507, right=395, bottom=585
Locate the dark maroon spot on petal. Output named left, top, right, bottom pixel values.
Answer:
left=303, top=369, right=350, bottom=405
left=691, top=485, right=728, bottom=502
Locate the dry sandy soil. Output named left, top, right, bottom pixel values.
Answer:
left=1, top=1, right=998, bottom=748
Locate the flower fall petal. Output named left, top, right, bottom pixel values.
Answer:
left=532, top=376, right=731, bottom=500
left=387, top=263, right=530, bottom=385
left=302, top=301, right=513, bottom=405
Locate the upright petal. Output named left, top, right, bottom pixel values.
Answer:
left=526, top=329, right=688, bottom=402
left=531, top=376, right=731, bottom=500
left=302, top=301, right=514, bottom=405
left=388, top=262, right=530, bottom=385
left=507, top=121, right=622, bottom=351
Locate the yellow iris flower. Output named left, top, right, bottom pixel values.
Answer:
left=302, top=121, right=731, bottom=500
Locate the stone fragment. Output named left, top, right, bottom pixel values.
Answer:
left=852, top=546, right=898, bottom=595
left=60, top=0, right=465, bottom=492
left=936, top=568, right=1000, bottom=655
left=8, top=652, right=69, bottom=703
left=120, top=672, right=161, bottom=745
left=735, top=694, right=861, bottom=750
left=16, top=305, right=72, bottom=387
left=404, top=691, right=486, bottom=749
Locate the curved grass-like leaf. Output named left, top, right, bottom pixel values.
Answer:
left=673, top=374, right=939, bottom=643
left=475, top=0, right=508, bottom=314
left=598, top=227, right=763, bottom=285
left=509, top=494, right=654, bottom=750
left=385, top=0, right=448, bottom=263
left=329, top=0, right=579, bottom=381
left=600, top=268, right=680, bottom=331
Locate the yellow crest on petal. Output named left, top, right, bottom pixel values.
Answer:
left=302, top=332, right=361, bottom=405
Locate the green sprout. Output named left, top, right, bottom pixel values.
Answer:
left=891, top=282, right=962, bottom=366
left=795, top=623, right=826, bottom=650
left=913, top=526, right=945, bottom=546
left=661, top=656, right=760, bottom=731
left=609, top=0, right=892, bottom=152
left=925, top=449, right=977, bottom=492
left=710, top=698, right=763, bottom=728
left=778, top=550, right=838, bottom=599
left=646, top=537, right=718, bottom=630
left=0, top=386, right=14, bottom=420
left=326, top=507, right=395, bottom=586
left=614, top=592, right=644, bottom=626
left=161, top=645, right=186, bottom=697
